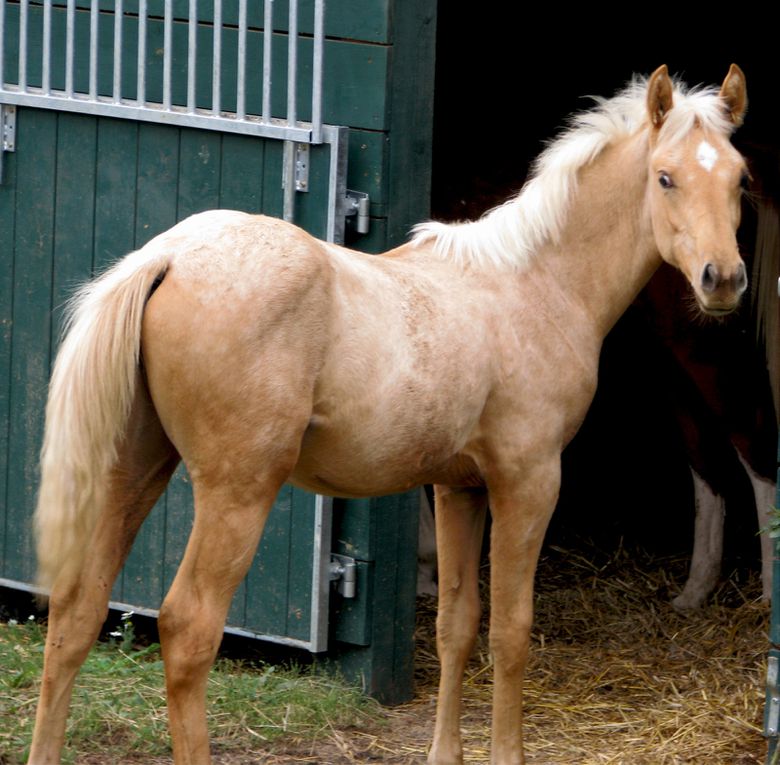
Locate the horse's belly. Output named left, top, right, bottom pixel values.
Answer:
left=290, top=412, right=476, bottom=497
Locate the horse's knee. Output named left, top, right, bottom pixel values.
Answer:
left=437, top=614, right=480, bottom=657
left=489, top=616, right=532, bottom=676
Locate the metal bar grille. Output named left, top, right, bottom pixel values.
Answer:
left=0, top=0, right=327, bottom=146
left=0, top=0, right=355, bottom=244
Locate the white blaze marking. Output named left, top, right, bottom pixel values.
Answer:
left=696, top=141, right=719, bottom=172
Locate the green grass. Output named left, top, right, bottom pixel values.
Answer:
left=0, top=615, right=382, bottom=764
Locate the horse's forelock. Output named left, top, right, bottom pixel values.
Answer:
left=655, top=84, right=736, bottom=148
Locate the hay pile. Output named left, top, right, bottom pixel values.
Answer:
left=394, top=543, right=768, bottom=764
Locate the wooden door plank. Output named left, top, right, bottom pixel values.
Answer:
left=51, top=113, right=98, bottom=345
left=4, top=110, right=58, bottom=584
left=94, top=118, right=138, bottom=272
left=178, top=129, right=222, bottom=219
left=219, top=134, right=266, bottom=212
left=119, top=122, right=181, bottom=607
left=0, top=108, right=18, bottom=579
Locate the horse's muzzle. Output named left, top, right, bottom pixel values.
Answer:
left=696, top=260, right=747, bottom=315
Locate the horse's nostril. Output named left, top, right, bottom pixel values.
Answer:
left=701, top=262, right=719, bottom=293
left=736, top=262, right=748, bottom=293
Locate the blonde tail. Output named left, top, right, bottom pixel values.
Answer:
left=35, top=245, right=170, bottom=593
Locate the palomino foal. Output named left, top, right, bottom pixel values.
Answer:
left=28, top=65, right=748, bottom=764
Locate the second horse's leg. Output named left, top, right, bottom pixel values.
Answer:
left=428, top=486, right=488, bottom=765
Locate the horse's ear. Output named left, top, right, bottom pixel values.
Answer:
left=646, top=65, right=674, bottom=128
left=719, top=63, right=747, bottom=127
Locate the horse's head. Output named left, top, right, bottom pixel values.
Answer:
left=646, top=64, right=749, bottom=316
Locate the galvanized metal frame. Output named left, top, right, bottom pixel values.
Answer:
left=0, top=0, right=350, bottom=652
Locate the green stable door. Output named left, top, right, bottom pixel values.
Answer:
left=0, top=0, right=436, bottom=703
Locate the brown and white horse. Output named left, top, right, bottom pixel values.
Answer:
left=29, top=65, right=748, bottom=764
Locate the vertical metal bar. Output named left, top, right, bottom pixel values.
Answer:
left=282, top=1, right=298, bottom=223
left=42, top=0, right=52, bottom=94
left=0, top=0, right=5, bottom=89
left=65, top=0, right=74, bottom=97
left=137, top=0, right=147, bottom=105
left=89, top=0, right=99, bottom=100
left=311, top=0, right=325, bottom=144
left=212, top=0, right=221, bottom=115
left=236, top=0, right=247, bottom=120
left=113, top=0, right=123, bottom=104
left=187, top=0, right=197, bottom=113
left=163, top=0, right=172, bottom=110
left=283, top=140, right=295, bottom=222
left=262, top=0, right=273, bottom=123
left=767, top=468, right=780, bottom=763
left=286, top=0, right=297, bottom=127
left=18, top=0, right=27, bottom=91
left=308, top=495, right=333, bottom=652
left=324, top=126, right=348, bottom=244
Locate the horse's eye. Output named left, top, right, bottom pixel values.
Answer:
left=659, top=173, right=674, bottom=189
left=739, top=172, right=750, bottom=190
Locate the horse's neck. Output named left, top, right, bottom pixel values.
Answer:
left=538, top=133, right=661, bottom=341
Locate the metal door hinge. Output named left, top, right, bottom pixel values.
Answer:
left=0, top=105, right=16, bottom=184
left=329, top=553, right=357, bottom=598
left=345, top=190, right=369, bottom=235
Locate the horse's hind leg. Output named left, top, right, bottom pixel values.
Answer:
left=428, top=486, right=488, bottom=765
left=735, top=450, right=776, bottom=601
left=157, top=457, right=296, bottom=765
left=28, top=380, right=179, bottom=765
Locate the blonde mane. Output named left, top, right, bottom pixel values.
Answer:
left=411, top=76, right=736, bottom=270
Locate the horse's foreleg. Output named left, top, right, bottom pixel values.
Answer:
left=735, top=451, right=776, bottom=601
left=428, top=486, right=487, bottom=765
left=487, top=460, right=560, bottom=765
left=28, top=391, right=178, bottom=765
left=672, top=468, right=725, bottom=610
left=158, top=477, right=284, bottom=765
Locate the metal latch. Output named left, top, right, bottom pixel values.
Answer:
left=293, top=143, right=309, bottom=191
left=329, top=553, right=357, bottom=598
left=0, top=105, right=16, bottom=185
left=282, top=142, right=310, bottom=193
left=345, top=190, right=370, bottom=235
